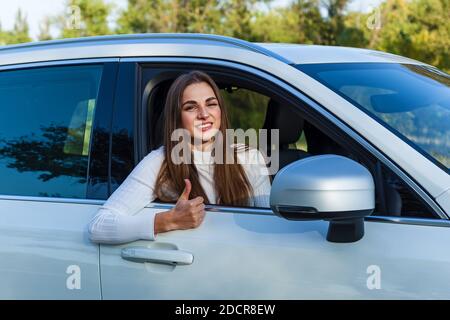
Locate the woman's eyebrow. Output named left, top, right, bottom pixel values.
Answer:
left=182, top=100, right=197, bottom=106
left=182, top=97, right=217, bottom=106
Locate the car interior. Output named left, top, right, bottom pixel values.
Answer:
left=142, top=69, right=437, bottom=219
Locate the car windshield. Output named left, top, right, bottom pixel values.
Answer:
left=296, top=63, right=450, bottom=172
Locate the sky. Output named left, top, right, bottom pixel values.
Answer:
left=0, top=0, right=383, bottom=40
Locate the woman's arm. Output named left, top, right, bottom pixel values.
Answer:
left=88, top=148, right=165, bottom=244
left=88, top=148, right=206, bottom=244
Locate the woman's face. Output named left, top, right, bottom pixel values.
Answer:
left=180, top=81, right=222, bottom=148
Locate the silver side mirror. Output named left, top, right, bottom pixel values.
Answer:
left=270, top=155, right=375, bottom=243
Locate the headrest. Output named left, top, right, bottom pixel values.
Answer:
left=150, top=82, right=173, bottom=149
left=153, top=111, right=164, bottom=148
left=262, top=99, right=304, bottom=145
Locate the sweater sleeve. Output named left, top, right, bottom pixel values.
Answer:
left=88, top=147, right=165, bottom=244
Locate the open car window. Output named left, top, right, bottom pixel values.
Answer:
left=141, top=65, right=438, bottom=218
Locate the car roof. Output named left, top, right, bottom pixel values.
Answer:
left=257, top=43, right=424, bottom=65
left=0, top=33, right=425, bottom=67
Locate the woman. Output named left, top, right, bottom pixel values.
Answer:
left=88, top=71, right=271, bottom=244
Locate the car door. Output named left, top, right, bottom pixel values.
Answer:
left=98, top=59, right=450, bottom=299
left=0, top=60, right=117, bottom=299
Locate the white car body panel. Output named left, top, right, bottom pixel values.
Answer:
left=437, top=189, right=450, bottom=212
left=257, top=43, right=426, bottom=65
left=0, top=34, right=448, bottom=299
left=0, top=198, right=101, bottom=299
left=100, top=206, right=450, bottom=299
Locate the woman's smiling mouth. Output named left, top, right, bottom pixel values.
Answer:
left=197, top=122, right=213, bottom=132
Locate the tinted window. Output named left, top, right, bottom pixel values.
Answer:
left=0, top=65, right=103, bottom=198
left=297, top=63, right=450, bottom=172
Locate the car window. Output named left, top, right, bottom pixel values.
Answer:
left=0, top=65, right=103, bottom=198
left=141, top=64, right=438, bottom=218
left=296, top=63, right=450, bottom=172
left=221, top=86, right=269, bottom=132
left=289, top=120, right=436, bottom=219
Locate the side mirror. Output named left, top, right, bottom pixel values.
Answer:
left=270, top=155, right=375, bottom=243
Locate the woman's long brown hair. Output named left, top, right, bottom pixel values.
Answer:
left=154, top=71, right=253, bottom=206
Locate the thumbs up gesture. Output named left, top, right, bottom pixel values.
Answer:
left=172, top=179, right=206, bottom=229
left=154, top=179, right=206, bottom=235
left=179, top=178, right=193, bottom=201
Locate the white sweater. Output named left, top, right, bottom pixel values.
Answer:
left=88, top=145, right=271, bottom=244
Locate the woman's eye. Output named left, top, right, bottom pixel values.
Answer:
left=184, top=105, right=196, bottom=111
left=207, top=103, right=218, bottom=108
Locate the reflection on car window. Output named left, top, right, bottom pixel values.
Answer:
left=0, top=65, right=103, bottom=198
left=297, top=63, right=450, bottom=171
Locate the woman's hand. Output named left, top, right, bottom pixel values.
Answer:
left=154, top=179, right=206, bottom=235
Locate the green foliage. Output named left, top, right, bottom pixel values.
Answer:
left=0, top=9, right=31, bottom=45
left=348, top=0, right=449, bottom=71
left=37, top=17, right=53, bottom=41
left=222, top=87, right=269, bottom=131
left=0, top=0, right=448, bottom=72
left=116, top=0, right=224, bottom=34
left=58, top=0, right=113, bottom=38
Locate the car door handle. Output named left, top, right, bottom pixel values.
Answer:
left=121, top=246, right=194, bottom=266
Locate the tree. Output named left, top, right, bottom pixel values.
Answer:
left=0, top=9, right=32, bottom=45
left=0, top=22, right=6, bottom=45
left=0, top=0, right=447, bottom=73
left=0, top=124, right=89, bottom=184
left=52, top=0, right=113, bottom=38
left=251, top=0, right=324, bottom=43
left=321, top=0, right=349, bottom=44
left=12, top=9, right=31, bottom=43
left=117, top=0, right=223, bottom=34
left=251, top=0, right=356, bottom=45
left=117, top=0, right=276, bottom=39
left=38, top=17, right=53, bottom=41
left=219, top=0, right=260, bottom=40
left=355, top=0, right=450, bottom=72
left=250, top=7, right=299, bottom=42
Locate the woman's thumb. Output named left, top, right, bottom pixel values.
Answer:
left=179, top=178, right=191, bottom=200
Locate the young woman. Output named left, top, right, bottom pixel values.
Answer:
left=88, top=71, right=271, bottom=244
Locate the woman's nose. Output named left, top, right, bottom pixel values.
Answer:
left=197, top=106, right=210, bottom=118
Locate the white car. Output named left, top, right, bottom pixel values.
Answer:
left=0, top=34, right=448, bottom=299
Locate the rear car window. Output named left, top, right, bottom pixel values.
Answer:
left=0, top=64, right=103, bottom=198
